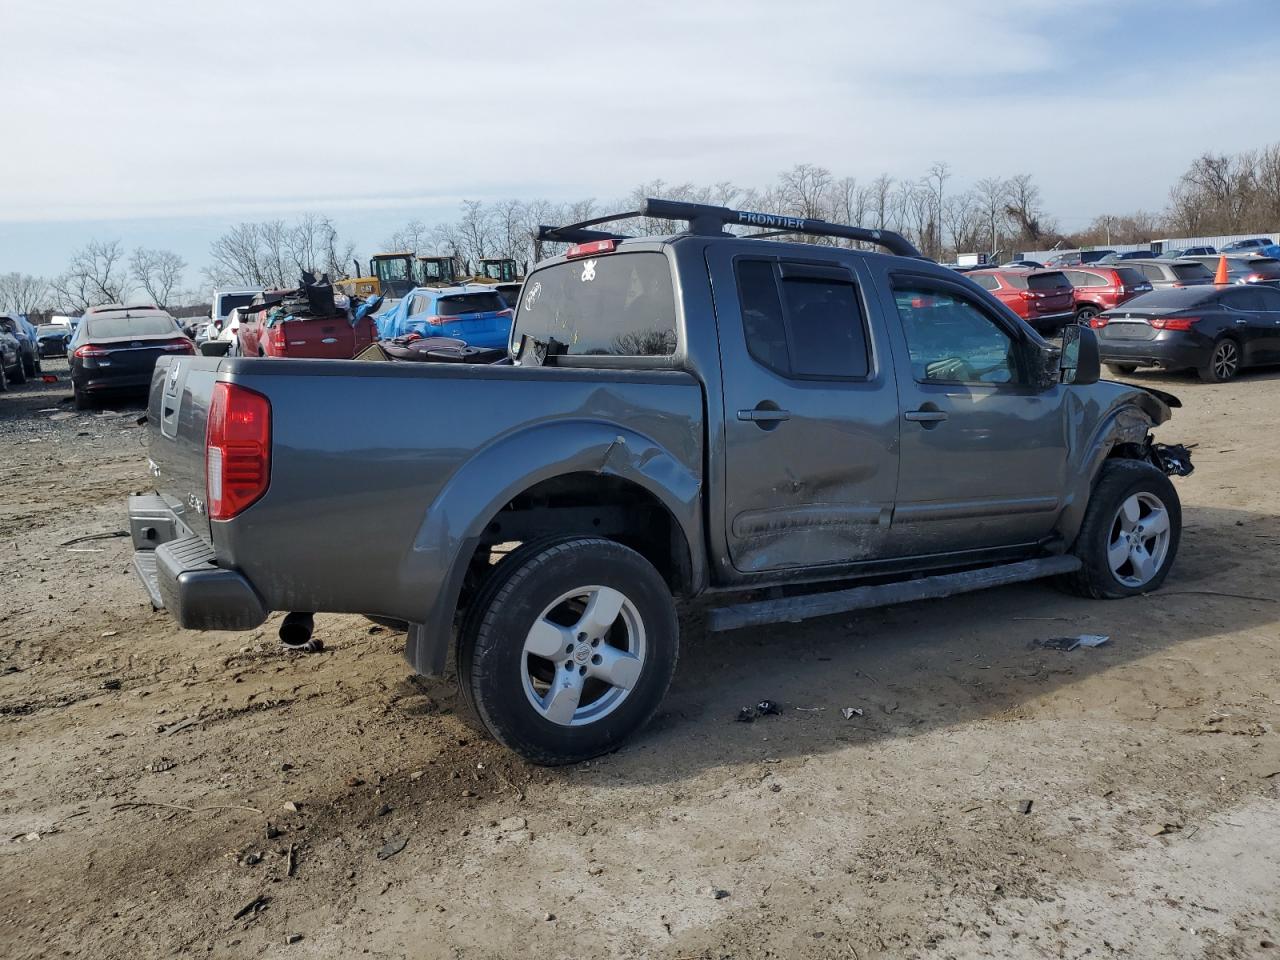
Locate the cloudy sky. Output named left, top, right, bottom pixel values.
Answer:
left=1, top=0, right=1274, bottom=286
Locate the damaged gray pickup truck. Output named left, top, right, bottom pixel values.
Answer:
left=129, top=199, right=1193, bottom=764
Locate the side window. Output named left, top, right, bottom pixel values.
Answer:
left=971, top=273, right=999, bottom=291
left=409, top=293, right=433, bottom=316
left=1224, top=288, right=1264, bottom=311
left=1253, top=287, right=1280, bottom=311
left=1139, top=264, right=1161, bottom=282
left=735, top=260, right=871, bottom=379
left=892, top=286, right=1018, bottom=386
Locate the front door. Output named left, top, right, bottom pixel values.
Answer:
left=872, top=272, right=1070, bottom=556
left=709, top=245, right=900, bottom=574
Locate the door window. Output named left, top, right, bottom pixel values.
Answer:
left=1224, top=288, right=1265, bottom=311
left=735, top=260, right=870, bottom=379
left=893, top=287, right=1019, bottom=385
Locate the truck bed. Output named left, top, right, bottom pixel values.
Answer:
left=141, top=355, right=704, bottom=623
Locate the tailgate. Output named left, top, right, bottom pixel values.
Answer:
left=275, top=316, right=356, bottom=359
left=146, top=356, right=221, bottom=543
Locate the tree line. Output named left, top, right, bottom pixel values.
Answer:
left=5, top=143, right=1280, bottom=319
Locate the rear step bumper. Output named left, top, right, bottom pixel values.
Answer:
left=129, top=494, right=268, bottom=631
left=706, top=555, right=1082, bottom=633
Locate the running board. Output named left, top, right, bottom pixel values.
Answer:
left=706, top=556, right=1082, bottom=633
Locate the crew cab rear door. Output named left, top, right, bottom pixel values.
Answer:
left=707, top=244, right=900, bottom=574
left=869, top=268, right=1069, bottom=555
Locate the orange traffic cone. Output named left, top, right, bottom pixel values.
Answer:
left=1214, top=255, right=1230, bottom=285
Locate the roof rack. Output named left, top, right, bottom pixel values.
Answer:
left=535, top=198, right=922, bottom=258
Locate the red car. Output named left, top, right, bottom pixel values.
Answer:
left=1059, top=266, right=1153, bottom=326
left=237, top=292, right=377, bottom=359
left=967, top=268, right=1075, bottom=334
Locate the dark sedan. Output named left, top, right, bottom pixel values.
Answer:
left=37, top=323, right=72, bottom=358
left=1092, top=285, right=1280, bottom=382
left=68, top=305, right=194, bottom=408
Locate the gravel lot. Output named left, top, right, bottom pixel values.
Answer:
left=2, top=360, right=1278, bottom=959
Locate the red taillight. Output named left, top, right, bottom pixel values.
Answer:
left=565, top=239, right=616, bottom=259
left=1150, top=316, right=1200, bottom=331
left=73, top=344, right=110, bottom=359
left=206, top=382, right=271, bottom=521
left=1245, top=273, right=1264, bottom=283
left=268, top=325, right=285, bottom=352
left=1018, top=290, right=1036, bottom=301
left=161, top=338, right=195, bottom=354
left=1090, top=315, right=1109, bottom=328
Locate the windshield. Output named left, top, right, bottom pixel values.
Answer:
left=420, top=260, right=453, bottom=281
left=38, top=324, right=65, bottom=335
left=215, top=293, right=256, bottom=319
left=437, top=293, right=507, bottom=316
left=86, top=315, right=179, bottom=338
left=374, top=257, right=411, bottom=282
left=513, top=252, right=677, bottom=357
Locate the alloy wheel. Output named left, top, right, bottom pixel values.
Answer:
left=521, top=585, right=647, bottom=727
left=1107, top=492, right=1172, bottom=588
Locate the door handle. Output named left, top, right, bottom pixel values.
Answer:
left=904, top=409, right=949, bottom=423
left=737, top=408, right=791, bottom=423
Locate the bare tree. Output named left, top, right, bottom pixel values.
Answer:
left=1004, top=174, right=1049, bottom=244
left=383, top=219, right=430, bottom=255
left=926, top=161, right=950, bottom=259
left=129, top=247, right=187, bottom=308
left=777, top=163, right=833, bottom=223
left=0, top=272, right=50, bottom=314
left=50, top=240, right=129, bottom=311
left=974, top=176, right=1009, bottom=254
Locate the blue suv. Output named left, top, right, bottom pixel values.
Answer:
left=376, top=286, right=514, bottom=350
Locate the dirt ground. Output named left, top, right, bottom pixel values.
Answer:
left=1, top=359, right=1278, bottom=960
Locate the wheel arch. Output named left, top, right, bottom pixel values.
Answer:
left=401, top=420, right=704, bottom=676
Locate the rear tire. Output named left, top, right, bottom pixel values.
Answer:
left=1075, top=305, right=1099, bottom=326
left=10, top=359, right=26, bottom=385
left=23, top=354, right=37, bottom=378
left=1198, top=337, right=1240, bottom=382
left=1060, top=460, right=1181, bottom=599
left=1106, top=363, right=1138, bottom=375
left=457, top=537, right=679, bottom=765
left=0, top=362, right=8, bottom=392
left=73, top=385, right=92, bottom=410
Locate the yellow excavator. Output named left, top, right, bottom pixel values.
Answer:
left=463, top=257, right=524, bottom=309
left=339, top=253, right=463, bottom=299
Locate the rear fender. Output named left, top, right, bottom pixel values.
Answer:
left=402, top=420, right=703, bottom=675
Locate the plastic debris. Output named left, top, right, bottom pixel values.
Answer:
left=1036, top=634, right=1110, bottom=652
left=756, top=699, right=781, bottom=716
left=840, top=707, right=864, bottom=719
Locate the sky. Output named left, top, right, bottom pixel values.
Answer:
left=1, top=0, right=1275, bottom=292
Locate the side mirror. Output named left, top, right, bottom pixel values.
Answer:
left=1059, top=323, right=1100, bottom=385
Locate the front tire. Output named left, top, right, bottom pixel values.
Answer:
left=458, top=537, right=679, bottom=765
left=1198, top=337, right=1240, bottom=382
left=1061, top=460, right=1181, bottom=599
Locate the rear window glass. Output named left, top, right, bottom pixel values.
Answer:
left=216, top=294, right=256, bottom=319
left=1001, top=273, right=1029, bottom=289
left=1115, top=268, right=1147, bottom=287
left=86, top=315, right=178, bottom=338
left=1172, top=262, right=1213, bottom=281
left=514, top=252, right=676, bottom=357
left=1029, top=272, right=1068, bottom=290
left=437, top=293, right=507, bottom=316
left=1121, top=289, right=1216, bottom=308
left=38, top=325, right=65, bottom=335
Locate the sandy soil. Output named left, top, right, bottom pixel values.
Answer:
left=1, top=359, right=1278, bottom=960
